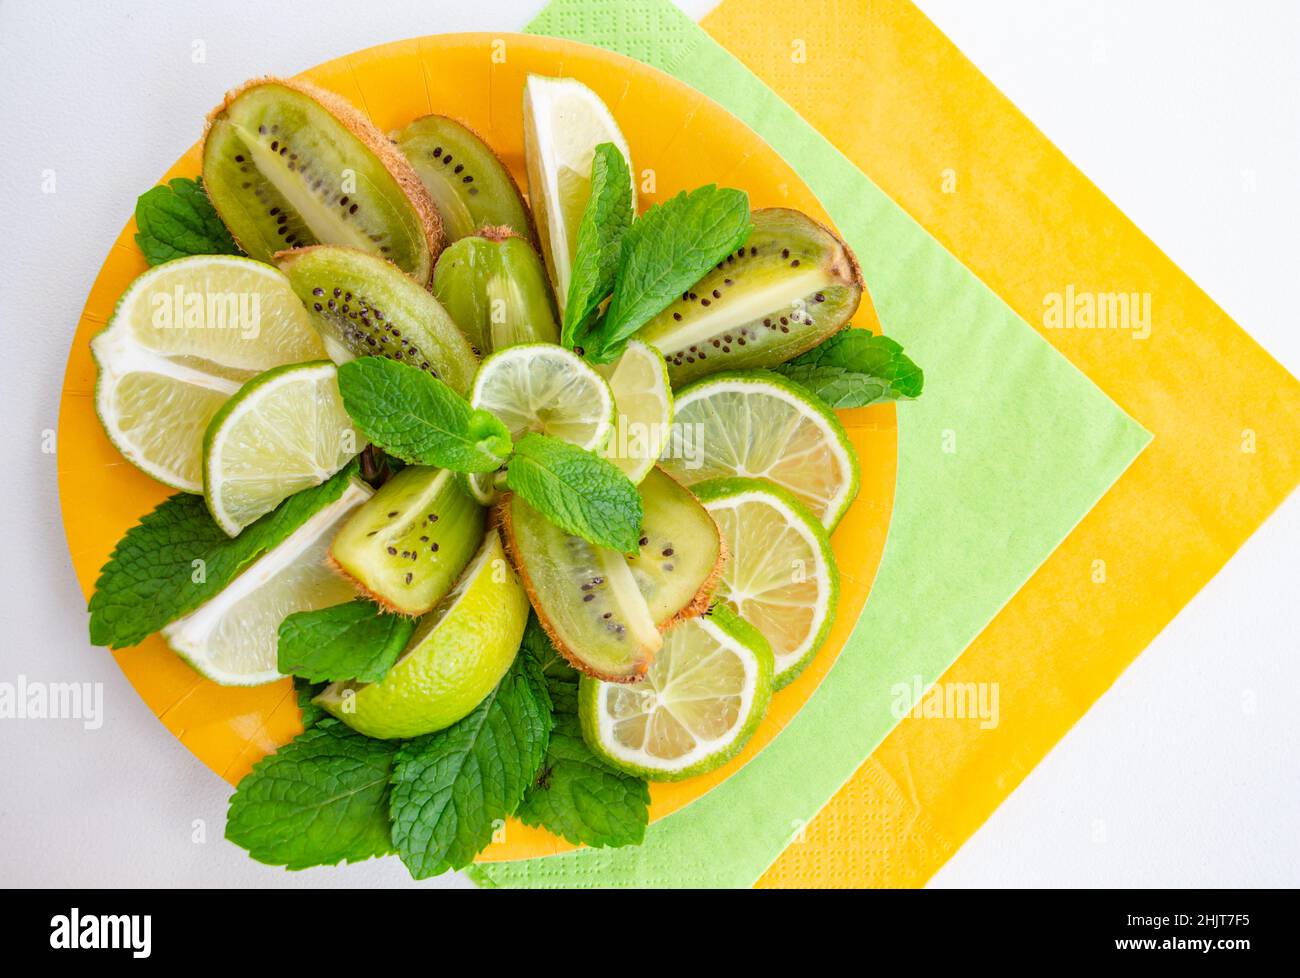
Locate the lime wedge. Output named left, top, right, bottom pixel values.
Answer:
left=694, top=478, right=839, bottom=687
left=203, top=361, right=364, bottom=536
left=468, top=342, right=614, bottom=504
left=579, top=604, right=773, bottom=781
left=315, top=532, right=530, bottom=739
left=161, top=479, right=372, bottom=685
left=522, top=75, right=635, bottom=316
left=91, top=255, right=327, bottom=491
left=597, top=340, right=672, bottom=484
left=658, top=371, right=859, bottom=530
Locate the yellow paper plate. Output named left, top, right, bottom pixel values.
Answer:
left=57, top=33, right=897, bottom=864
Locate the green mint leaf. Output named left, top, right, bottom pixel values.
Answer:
left=518, top=701, right=649, bottom=849
left=134, top=177, right=241, bottom=265
left=562, top=143, right=634, bottom=350
left=775, top=330, right=925, bottom=408
left=294, top=677, right=330, bottom=730
left=277, top=599, right=417, bottom=684
left=88, top=462, right=360, bottom=649
left=587, top=185, right=751, bottom=361
left=336, top=357, right=511, bottom=472
left=521, top=613, right=578, bottom=684
left=516, top=619, right=648, bottom=848
left=504, top=433, right=643, bottom=553
left=389, top=652, right=552, bottom=878
left=226, top=722, right=398, bottom=869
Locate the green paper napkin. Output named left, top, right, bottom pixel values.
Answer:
left=469, top=0, right=1150, bottom=888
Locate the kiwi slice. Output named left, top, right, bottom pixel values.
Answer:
left=202, top=77, right=441, bottom=282
left=636, top=208, right=864, bottom=385
left=628, top=468, right=725, bottom=627
left=330, top=465, right=484, bottom=616
left=497, top=493, right=661, bottom=682
left=431, top=229, right=560, bottom=355
left=277, top=245, right=478, bottom=395
left=391, top=115, right=534, bottom=244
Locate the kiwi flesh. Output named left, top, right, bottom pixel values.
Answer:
left=203, top=77, right=441, bottom=282
left=277, top=245, right=478, bottom=395
left=330, top=465, right=484, bottom=616
left=431, top=228, right=560, bottom=355
left=628, top=468, right=725, bottom=627
left=497, top=493, right=661, bottom=682
left=636, top=208, right=863, bottom=385
left=391, top=115, right=534, bottom=245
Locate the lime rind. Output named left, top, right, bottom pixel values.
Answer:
left=660, top=369, right=860, bottom=531
left=693, top=476, right=839, bottom=689
left=578, top=603, right=773, bottom=781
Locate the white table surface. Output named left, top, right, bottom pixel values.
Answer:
left=1, top=0, right=1295, bottom=888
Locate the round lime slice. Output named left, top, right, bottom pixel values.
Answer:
left=468, top=342, right=615, bottom=503
left=658, top=371, right=859, bottom=530
left=694, top=477, right=839, bottom=687
left=579, top=604, right=773, bottom=781
left=203, top=360, right=364, bottom=536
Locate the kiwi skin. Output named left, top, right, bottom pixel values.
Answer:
left=492, top=498, right=659, bottom=684
left=202, top=76, right=443, bottom=283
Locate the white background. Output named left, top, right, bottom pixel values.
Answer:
left=0, top=0, right=1295, bottom=888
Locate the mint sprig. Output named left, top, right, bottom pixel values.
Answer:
left=225, top=721, right=398, bottom=870
left=562, top=143, right=633, bottom=350
left=389, top=652, right=552, bottom=878
left=134, top=177, right=241, bottom=265
left=88, top=462, right=360, bottom=649
left=505, top=433, right=643, bottom=553
left=337, top=357, right=511, bottom=472
left=584, top=185, right=751, bottom=361
left=294, top=677, right=330, bottom=731
left=517, top=627, right=648, bottom=849
left=775, top=329, right=924, bottom=408
left=277, top=599, right=417, bottom=684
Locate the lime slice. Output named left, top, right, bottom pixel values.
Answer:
left=597, top=340, right=673, bottom=484
left=694, top=478, right=839, bottom=687
left=161, top=479, right=372, bottom=685
left=91, top=255, right=327, bottom=491
left=659, top=371, right=859, bottom=530
left=315, top=531, right=530, bottom=739
left=522, top=75, right=635, bottom=316
left=467, top=342, right=615, bottom=504
left=471, top=343, right=615, bottom=447
left=578, top=604, right=773, bottom=781
left=203, top=361, right=364, bottom=536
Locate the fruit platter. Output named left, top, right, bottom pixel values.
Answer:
left=60, top=35, right=920, bottom=876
